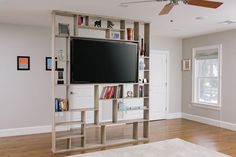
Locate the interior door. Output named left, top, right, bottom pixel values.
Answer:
left=150, top=51, right=168, bottom=120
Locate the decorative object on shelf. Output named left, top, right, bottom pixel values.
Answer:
left=127, top=28, right=134, bottom=40
left=139, top=58, right=145, bottom=70
left=17, top=56, right=30, bottom=71
left=182, top=59, right=191, bottom=71
left=111, top=32, right=120, bottom=39
left=139, top=78, right=143, bottom=83
left=140, top=38, right=145, bottom=56
left=118, top=102, right=145, bottom=111
left=60, top=99, right=69, bottom=111
left=58, top=23, right=70, bottom=36
left=46, top=57, right=52, bottom=71
left=78, top=16, right=84, bottom=25
left=127, top=91, right=133, bottom=97
left=139, top=85, right=144, bottom=97
left=94, top=20, right=101, bottom=27
left=118, top=101, right=126, bottom=111
left=107, top=20, right=114, bottom=28
left=56, top=49, right=65, bottom=60
left=143, top=78, right=148, bottom=83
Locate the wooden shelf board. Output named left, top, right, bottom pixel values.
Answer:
left=99, top=97, right=149, bottom=101
left=78, top=25, right=125, bottom=32
left=55, top=120, right=83, bottom=126
left=55, top=59, right=70, bottom=62
left=56, top=134, right=84, bottom=140
left=54, top=138, right=148, bottom=153
left=55, top=34, right=70, bottom=38
left=100, top=119, right=149, bottom=127
left=85, top=123, right=100, bottom=128
left=55, top=84, right=70, bottom=86
left=55, top=108, right=98, bottom=114
left=119, top=107, right=149, bottom=112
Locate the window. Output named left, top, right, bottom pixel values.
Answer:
left=192, top=45, right=221, bottom=107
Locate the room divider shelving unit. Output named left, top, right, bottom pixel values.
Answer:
left=51, top=10, right=150, bottom=153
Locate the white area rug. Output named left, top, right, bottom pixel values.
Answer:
left=68, top=138, right=230, bottom=157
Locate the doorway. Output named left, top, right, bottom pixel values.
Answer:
left=150, top=50, right=169, bottom=120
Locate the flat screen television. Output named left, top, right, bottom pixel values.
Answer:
left=70, top=37, right=139, bottom=84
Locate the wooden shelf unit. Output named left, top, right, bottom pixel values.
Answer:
left=51, top=10, right=150, bottom=153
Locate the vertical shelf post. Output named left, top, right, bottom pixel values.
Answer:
left=120, top=20, right=126, bottom=40
left=94, top=85, right=99, bottom=125
left=81, top=111, right=86, bottom=147
left=101, top=125, right=106, bottom=144
left=134, top=22, right=140, bottom=41
left=112, top=100, right=118, bottom=123
left=133, top=122, right=139, bottom=140
left=51, top=11, right=56, bottom=153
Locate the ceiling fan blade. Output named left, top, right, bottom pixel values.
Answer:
left=187, top=0, right=223, bottom=8
left=120, top=0, right=167, bottom=6
left=159, top=3, right=175, bottom=15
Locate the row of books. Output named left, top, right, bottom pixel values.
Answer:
left=100, top=85, right=123, bottom=99
left=55, top=98, right=69, bottom=112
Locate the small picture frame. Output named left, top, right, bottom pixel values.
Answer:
left=58, top=23, right=70, bottom=36
left=111, top=32, right=120, bottom=40
left=17, top=56, right=30, bottom=70
left=46, top=57, right=52, bottom=71
left=182, top=59, right=191, bottom=71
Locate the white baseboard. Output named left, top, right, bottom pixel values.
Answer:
left=1, top=113, right=235, bottom=138
left=0, top=125, right=51, bottom=137
left=182, top=113, right=236, bottom=131
left=167, top=112, right=182, bottom=119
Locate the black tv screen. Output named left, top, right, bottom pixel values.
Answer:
left=70, top=37, right=138, bottom=84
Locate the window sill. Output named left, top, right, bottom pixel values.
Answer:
left=190, top=102, right=221, bottom=111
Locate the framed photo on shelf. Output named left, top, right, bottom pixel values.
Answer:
left=182, top=59, right=191, bottom=71
left=17, top=56, right=30, bottom=71
left=58, top=23, right=70, bottom=36
left=46, top=57, right=58, bottom=71
left=46, top=57, right=52, bottom=71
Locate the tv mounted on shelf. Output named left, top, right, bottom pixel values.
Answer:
left=70, top=37, right=139, bottom=84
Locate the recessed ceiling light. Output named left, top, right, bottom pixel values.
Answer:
left=219, top=20, right=236, bottom=25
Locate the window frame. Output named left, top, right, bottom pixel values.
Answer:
left=192, top=45, right=222, bottom=109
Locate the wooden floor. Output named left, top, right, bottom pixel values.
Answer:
left=0, top=119, right=236, bottom=157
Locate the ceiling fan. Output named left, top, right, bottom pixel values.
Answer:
left=120, top=0, right=223, bottom=15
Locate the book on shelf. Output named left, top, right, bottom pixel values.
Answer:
left=55, top=98, right=69, bottom=112
left=100, top=85, right=123, bottom=99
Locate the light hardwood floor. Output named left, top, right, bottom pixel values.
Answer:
left=0, top=119, right=236, bottom=157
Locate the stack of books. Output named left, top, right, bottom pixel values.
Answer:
left=55, top=98, right=69, bottom=112
left=100, top=85, right=123, bottom=99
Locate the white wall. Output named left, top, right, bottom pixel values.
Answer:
left=0, top=23, right=182, bottom=136
left=151, top=36, right=182, bottom=115
left=182, top=29, right=236, bottom=125
left=0, top=24, right=51, bottom=130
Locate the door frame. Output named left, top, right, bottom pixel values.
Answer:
left=150, top=50, right=170, bottom=119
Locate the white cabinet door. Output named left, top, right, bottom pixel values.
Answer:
left=150, top=51, right=168, bottom=120
left=69, top=85, right=94, bottom=123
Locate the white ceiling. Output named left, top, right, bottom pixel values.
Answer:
left=0, top=0, right=236, bottom=38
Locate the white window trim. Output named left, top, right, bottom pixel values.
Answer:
left=192, top=44, right=222, bottom=110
